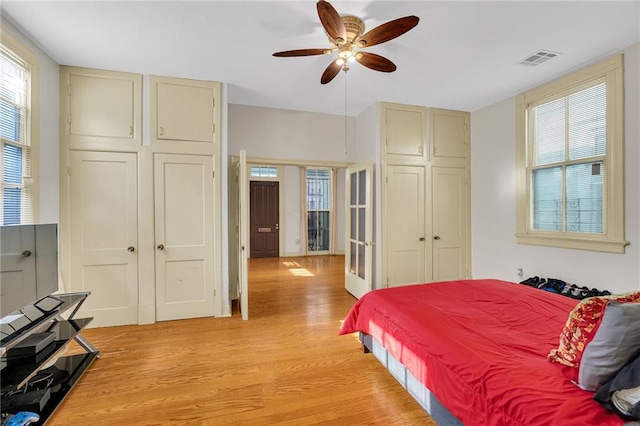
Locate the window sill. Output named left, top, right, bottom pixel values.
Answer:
left=515, top=233, right=629, bottom=254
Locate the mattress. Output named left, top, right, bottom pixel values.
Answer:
left=340, top=279, right=624, bottom=426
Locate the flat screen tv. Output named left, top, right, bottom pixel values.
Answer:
left=0, top=223, right=59, bottom=317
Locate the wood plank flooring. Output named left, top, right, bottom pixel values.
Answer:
left=48, top=256, right=436, bottom=425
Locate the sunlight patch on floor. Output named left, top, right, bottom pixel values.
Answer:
left=283, top=261, right=301, bottom=267
left=288, top=268, right=314, bottom=277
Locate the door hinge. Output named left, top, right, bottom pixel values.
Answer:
left=67, top=167, right=72, bottom=176
left=434, top=146, right=438, bottom=155
left=212, top=98, right=215, bottom=109
left=68, top=84, right=71, bottom=96
left=212, top=171, right=215, bottom=179
left=67, top=113, right=72, bottom=125
left=212, top=123, right=215, bottom=133
left=385, top=176, right=388, bottom=183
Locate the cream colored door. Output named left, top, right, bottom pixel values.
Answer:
left=150, top=76, right=218, bottom=150
left=382, top=103, right=427, bottom=160
left=345, top=162, right=373, bottom=299
left=61, top=67, right=142, bottom=150
left=432, top=166, right=469, bottom=281
left=154, top=153, right=214, bottom=321
left=238, top=150, right=249, bottom=320
left=385, top=164, right=426, bottom=287
left=69, top=151, right=138, bottom=327
left=0, top=225, right=36, bottom=315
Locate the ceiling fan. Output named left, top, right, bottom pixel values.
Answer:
left=273, top=0, right=419, bottom=84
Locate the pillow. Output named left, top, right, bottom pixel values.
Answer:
left=548, top=292, right=640, bottom=391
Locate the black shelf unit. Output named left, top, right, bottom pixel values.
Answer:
left=1, top=292, right=99, bottom=424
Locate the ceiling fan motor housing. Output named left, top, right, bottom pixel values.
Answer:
left=327, top=15, right=365, bottom=45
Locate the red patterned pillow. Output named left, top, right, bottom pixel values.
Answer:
left=548, top=292, right=640, bottom=390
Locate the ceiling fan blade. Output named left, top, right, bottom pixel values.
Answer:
left=356, top=16, right=419, bottom=48
left=355, top=52, right=397, bottom=73
left=273, top=48, right=331, bottom=57
left=321, top=60, right=343, bottom=84
left=317, top=0, right=347, bottom=44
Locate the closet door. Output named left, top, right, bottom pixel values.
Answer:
left=432, top=166, right=469, bottom=281
left=382, top=103, right=427, bottom=161
left=60, top=67, right=142, bottom=150
left=69, top=151, right=139, bottom=327
left=154, top=153, right=214, bottom=321
left=385, top=164, right=426, bottom=287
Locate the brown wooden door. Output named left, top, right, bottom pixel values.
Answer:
left=250, top=181, right=279, bottom=258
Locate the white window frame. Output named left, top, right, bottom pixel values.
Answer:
left=515, top=54, right=627, bottom=253
left=1, top=29, right=39, bottom=225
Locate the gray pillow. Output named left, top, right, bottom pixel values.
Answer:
left=577, top=301, right=640, bottom=391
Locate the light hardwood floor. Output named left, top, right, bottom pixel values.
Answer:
left=48, top=256, right=436, bottom=425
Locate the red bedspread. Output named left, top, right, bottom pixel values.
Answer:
left=339, top=279, right=624, bottom=426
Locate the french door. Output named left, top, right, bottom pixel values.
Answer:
left=344, top=162, right=373, bottom=299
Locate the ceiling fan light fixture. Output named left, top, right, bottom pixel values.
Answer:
left=338, top=47, right=354, bottom=59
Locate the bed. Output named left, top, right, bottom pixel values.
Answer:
left=339, top=279, right=636, bottom=426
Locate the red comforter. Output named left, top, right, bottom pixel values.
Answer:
left=339, top=279, right=624, bottom=426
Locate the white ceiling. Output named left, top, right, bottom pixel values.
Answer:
left=2, top=1, right=639, bottom=116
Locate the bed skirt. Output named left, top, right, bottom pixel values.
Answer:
left=360, top=332, right=463, bottom=426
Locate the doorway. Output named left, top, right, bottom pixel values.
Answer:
left=249, top=181, right=279, bottom=258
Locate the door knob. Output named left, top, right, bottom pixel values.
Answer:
left=21, top=250, right=32, bottom=257
left=419, top=237, right=425, bottom=241
left=127, top=246, right=135, bottom=252
left=157, top=244, right=164, bottom=250
left=434, top=235, right=441, bottom=240
left=275, top=223, right=279, bottom=230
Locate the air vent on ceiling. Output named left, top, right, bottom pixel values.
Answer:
left=518, top=50, right=561, bottom=66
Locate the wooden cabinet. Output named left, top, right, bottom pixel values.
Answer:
left=430, top=108, right=469, bottom=161
left=60, top=69, right=223, bottom=327
left=381, top=102, right=427, bottom=161
left=150, top=76, right=220, bottom=154
left=60, top=67, right=141, bottom=150
left=380, top=103, right=470, bottom=288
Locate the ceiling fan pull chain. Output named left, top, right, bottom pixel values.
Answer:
left=344, top=70, right=348, bottom=155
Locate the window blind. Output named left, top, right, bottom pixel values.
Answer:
left=0, top=45, right=33, bottom=225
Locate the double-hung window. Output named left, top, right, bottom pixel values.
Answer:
left=1, top=31, right=38, bottom=225
left=516, top=55, right=627, bottom=253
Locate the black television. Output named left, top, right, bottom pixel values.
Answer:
left=0, top=223, right=59, bottom=317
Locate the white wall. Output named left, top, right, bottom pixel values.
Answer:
left=471, top=42, right=640, bottom=294
left=2, top=18, right=59, bottom=224
left=228, top=104, right=356, bottom=162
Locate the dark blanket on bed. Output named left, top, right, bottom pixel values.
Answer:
left=340, top=279, right=625, bottom=426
